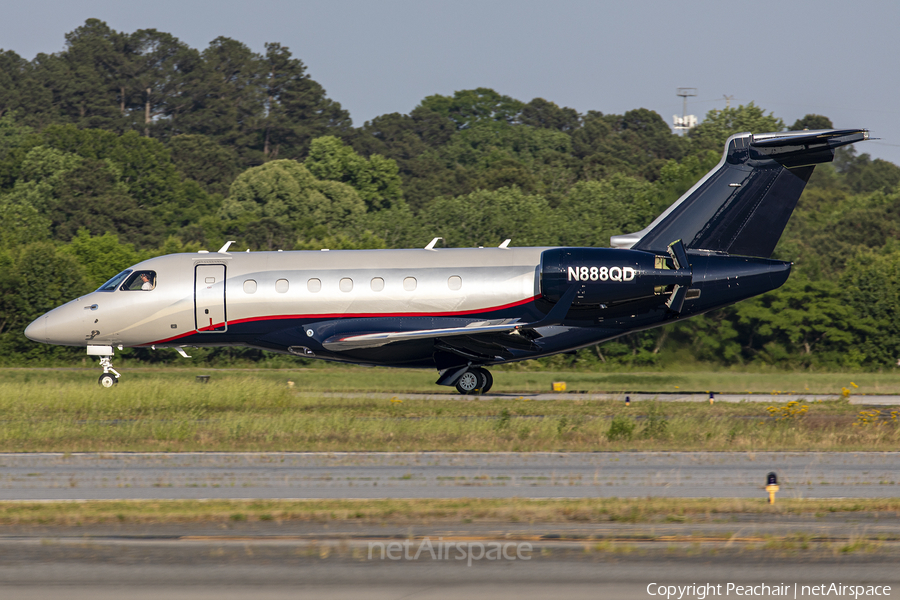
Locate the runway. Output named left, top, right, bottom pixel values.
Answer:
left=0, top=517, right=898, bottom=599
left=2, top=452, right=899, bottom=500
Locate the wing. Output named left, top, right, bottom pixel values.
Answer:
left=321, top=319, right=524, bottom=351
left=321, top=286, right=578, bottom=354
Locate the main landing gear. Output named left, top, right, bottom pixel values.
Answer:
left=455, top=367, right=493, bottom=395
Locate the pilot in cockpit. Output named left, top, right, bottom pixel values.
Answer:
left=138, top=272, right=155, bottom=291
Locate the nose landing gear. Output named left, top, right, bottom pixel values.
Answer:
left=87, top=346, right=121, bottom=388
left=97, top=356, right=120, bottom=387
left=454, top=367, right=494, bottom=395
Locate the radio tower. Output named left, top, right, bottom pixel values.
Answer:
left=674, top=88, right=697, bottom=135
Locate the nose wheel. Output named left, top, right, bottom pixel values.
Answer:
left=454, top=367, right=493, bottom=395
left=97, top=356, right=121, bottom=388
left=98, top=373, right=118, bottom=387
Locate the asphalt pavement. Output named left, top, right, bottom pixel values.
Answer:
left=312, top=391, right=900, bottom=404
left=1, top=451, right=899, bottom=500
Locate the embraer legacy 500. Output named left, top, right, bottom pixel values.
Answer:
left=25, top=129, right=868, bottom=392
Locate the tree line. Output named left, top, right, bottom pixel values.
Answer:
left=2, top=19, right=900, bottom=369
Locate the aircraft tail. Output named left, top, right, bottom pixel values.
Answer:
left=610, top=129, right=869, bottom=257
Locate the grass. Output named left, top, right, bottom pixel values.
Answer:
left=0, top=368, right=896, bottom=452
left=1, top=497, right=899, bottom=526
left=4, top=364, right=900, bottom=395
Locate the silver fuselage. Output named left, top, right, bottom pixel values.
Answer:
left=25, top=247, right=547, bottom=350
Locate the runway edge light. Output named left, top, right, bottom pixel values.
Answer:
left=766, top=472, right=779, bottom=504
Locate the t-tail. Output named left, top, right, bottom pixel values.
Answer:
left=611, top=129, right=869, bottom=257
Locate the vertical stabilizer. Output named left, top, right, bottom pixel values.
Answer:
left=611, top=129, right=868, bottom=258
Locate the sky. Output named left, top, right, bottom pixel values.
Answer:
left=2, top=0, right=900, bottom=164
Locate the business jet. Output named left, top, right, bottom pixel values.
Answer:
left=25, top=129, right=868, bottom=392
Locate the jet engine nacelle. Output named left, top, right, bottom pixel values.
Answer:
left=540, top=248, right=690, bottom=306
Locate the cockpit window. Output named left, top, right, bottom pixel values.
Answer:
left=97, top=270, right=132, bottom=292
left=121, top=271, right=157, bottom=291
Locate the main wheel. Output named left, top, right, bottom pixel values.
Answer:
left=455, top=370, right=481, bottom=395
left=475, top=367, right=493, bottom=393
left=98, top=373, right=118, bottom=388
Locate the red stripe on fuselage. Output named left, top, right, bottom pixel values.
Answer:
left=141, top=295, right=540, bottom=347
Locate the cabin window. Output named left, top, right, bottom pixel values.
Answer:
left=371, top=277, right=384, bottom=292
left=243, top=280, right=257, bottom=294
left=97, top=270, right=132, bottom=292
left=275, top=279, right=289, bottom=293
left=340, top=278, right=354, bottom=292
left=448, top=276, right=462, bottom=290
left=121, top=271, right=157, bottom=291
left=403, top=277, right=417, bottom=291
left=307, top=278, right=321, bottom=293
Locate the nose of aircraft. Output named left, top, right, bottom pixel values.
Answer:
left=24, top=315, right=47, bottom=342
left=24, top=300, right=88, bottom=346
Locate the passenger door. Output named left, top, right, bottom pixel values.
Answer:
left=194, top=264, right=227, bottom=332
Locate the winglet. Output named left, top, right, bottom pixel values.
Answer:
left=217, top=241, right=234, bottom=254
left=425, top=237, right=442, bottom=250
left=499, top=239, right=511, bottom=249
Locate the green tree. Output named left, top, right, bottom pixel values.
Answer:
left=554, top=175, right=659, bottom=247
left=434, top=121, right=575, bottom=201
left=0, top=199, right=50, bottom=248
left=60, top=229, right=146, bottom=289
left=305, top=136, right=404, bottom=211
left=40, top=124, right=217, bottom=233
left=167, top=134, right=242, bottom=197
left=172, top=36, right=264, bottom=160
left=3, top=144, right=161, bottom=246
left=221, top=159, right=365, bottom=233
left=349, top=110, right=457, bottom=210
left=259, top=43, right=351, bottom=161
left=0, top=113, right=45, bottom=190
left=417, top=186, right=553, bottom=248
left=123, top=28, right=199, bottom=137
left=842, top=250, right=900, bottom=366
left=734, top=276, right=870, bottom=366
left=689, top=102, right=784, bottom=151
left=572, top=109, right=685, bottom=180
left=834, top=147, right=900, bottom=194
left=0, top=51, right=31, bottom=119
left=789, top=114, right=833, bottom=131
left=0, top=242, right=90, bottom=360
left=418, top=88, right=523, bottom=130
left=39, top=19, right=130, bottom=131
left=520, top=98, right=581, bottom=133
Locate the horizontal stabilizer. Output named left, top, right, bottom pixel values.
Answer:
left=750, top=129, right=868, bottom=148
